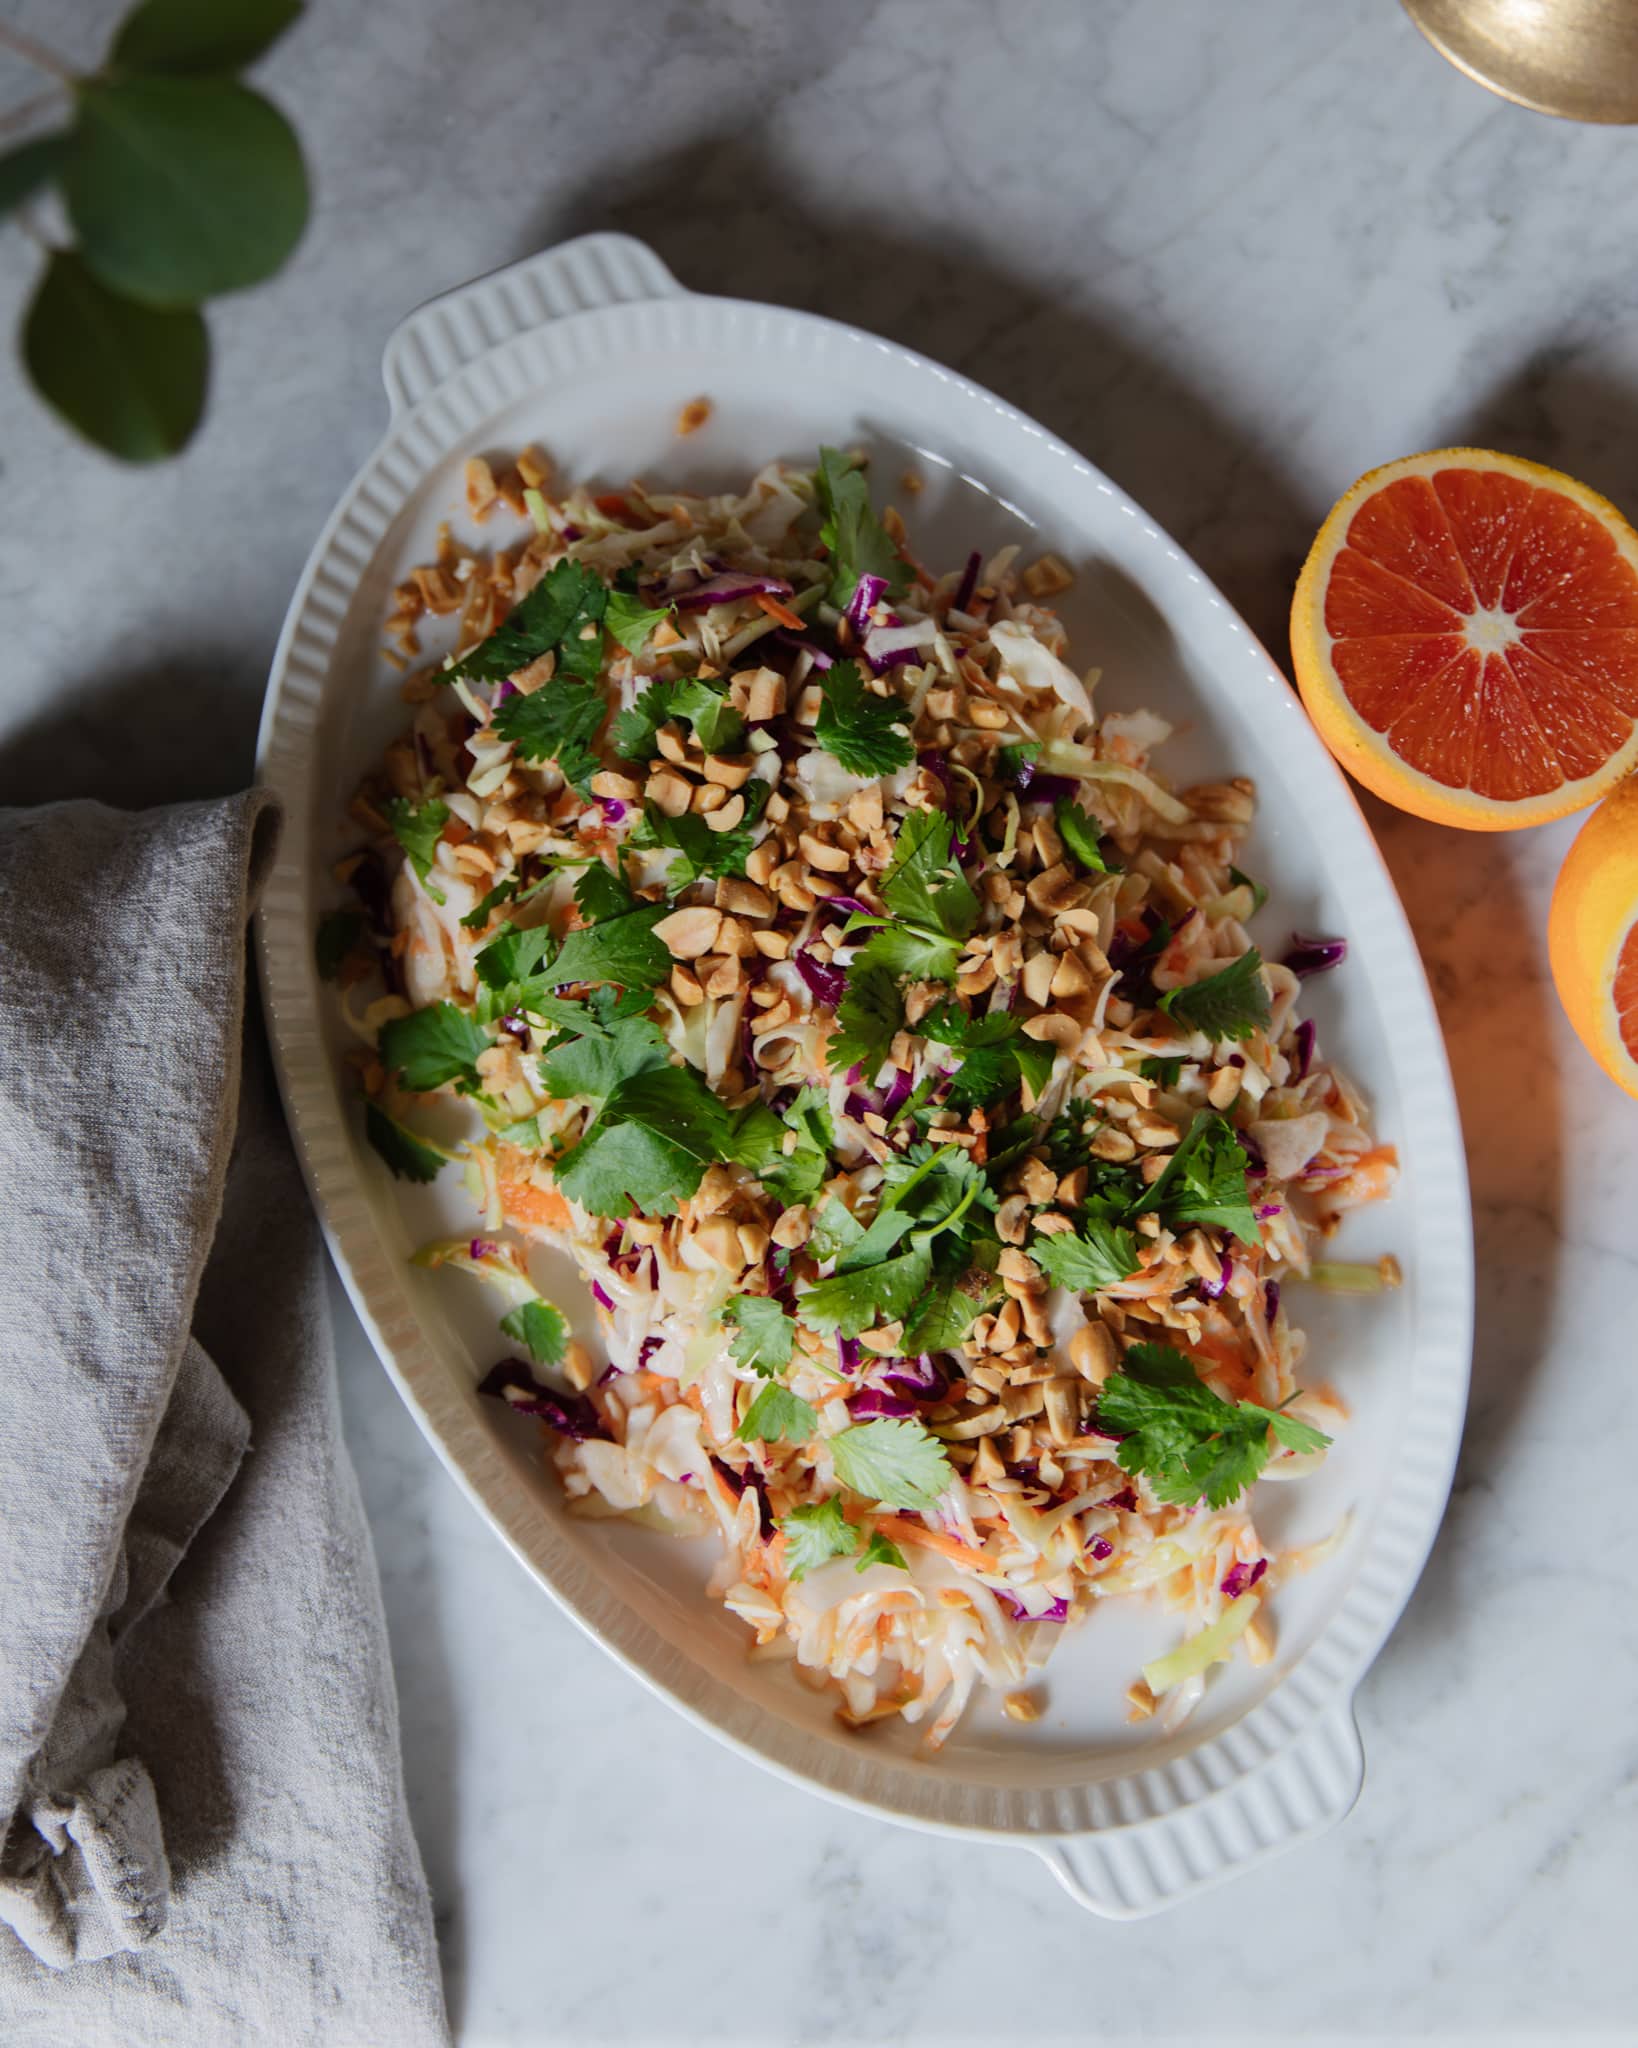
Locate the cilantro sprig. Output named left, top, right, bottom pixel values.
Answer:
left=447, top=557, right=609, bottom=686
left=814, top=445, right=910, bottom=610
left=723, top=1296, right=797, bottom=1378
left=632, top=789, right=766, bottom=890
left=604, top=587, right=673, bottom=655
left=382, top=795, right=449, bottom=894
left=379, top=1001, right=489, bottom=1095
left=828, top=960, right=904, bottom=1080
left=831, top=1418, right=952, bottom=1511
left=1134, top=1110, right=1263, bottom=1245
left=1032, top=1215, right=1141, bottom=1292
left=552, top=1064, right=735, bottom=1218
left=814, top=660, right=914, bottom=778
left=492, top=677, right=606, bottom=795
left=1158, top=948, right=1271, bottom=1043
left=1096, top=1341, right=1330, bottom=1510
left=921, top=1003, right=1055, bottom=1110
left=846, top=811, right=979, bottom=984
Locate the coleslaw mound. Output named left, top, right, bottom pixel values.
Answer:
left=327, top=446, right=1397, bottom=1749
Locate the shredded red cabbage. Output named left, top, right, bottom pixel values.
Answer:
left=1237, top=1129, right=1266, bottom=1175
left=1198, top=1249, right=1233, bottom=1301
left=792, top=946, right=847, bottom=1010
left=711, top=1456, right=774, bottom=1536
left=845, top=572, right=889, bottom=634
left=590, top=1280, right=614, bottom=1310
left=1282, top=933, right=1348, bottom=978
left=599, top=796, right=626, bottom=823
left=880, top=1067, right=915, bottom=1117
left=837, top=1335, right=864, bottom=1376
left=469, top=1237, right=499, bottom=1261
left=848, top=1387, right=916, bottom=1421
left=1089, top=1536, right=1114, bottom=1562
left=478, top=1360, right=608, bottom=1441
left=492, top=678, right=519, bottom=705
left=996, top=1592, right=1071, bottom=1623
left=1264, top=1280, right=1281, bottom=1322
left=881, top=1353, right=948, bottom=1398
left=1101, top=1487, right=1138, bottom=1512
left=1221, top=1557, right=1268, bottom=1599
left=1292, top=1018, right=1316, bottom=1079
left=674, top=571, right=793, bottom=612
left=951, top=549, right=982, bottom=614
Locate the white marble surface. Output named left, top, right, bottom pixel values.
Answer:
left=5, top=2, right=1638, bottom=2042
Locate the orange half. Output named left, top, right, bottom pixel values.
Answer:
left=1548, top=775, right=1638, bottom=1099
left=1291, top=449, right=1638, bottom=829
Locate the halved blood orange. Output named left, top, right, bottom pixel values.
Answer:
left=1291, top=450, right=1638, bottom=829
left=1548, top=775, right=1638, bottom=1100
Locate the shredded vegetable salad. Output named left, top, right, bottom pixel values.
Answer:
left=320, top=443, right=1399, bottom=1748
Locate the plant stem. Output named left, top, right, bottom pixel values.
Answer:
left=0, top=85, right=65, bottom=138
left=0, top=22, right=76, bottom=83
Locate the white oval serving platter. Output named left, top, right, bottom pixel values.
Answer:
left=255, top=232, right=1473, bottom=1918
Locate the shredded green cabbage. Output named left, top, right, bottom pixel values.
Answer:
left=1142, top=1591, right=1258, bottom=1693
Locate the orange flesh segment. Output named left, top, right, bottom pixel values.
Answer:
left=1323, top=469, right=1638, bottom=801
left=1618, top=921, right=1638, bottom=1061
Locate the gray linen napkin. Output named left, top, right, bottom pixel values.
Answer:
left=0, top=793, right=450, bottom=2047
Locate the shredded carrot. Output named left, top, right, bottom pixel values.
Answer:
left=594, top=491, right=634, bottom=522
left=875, top=1516, right=993, bottom=1572
left=499, top=1181, right=571, bottom=1232
left=755, top=592, right=805, bottom=631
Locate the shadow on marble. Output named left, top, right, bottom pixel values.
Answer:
left=0, top=653, right=264, bottom=812
left=1359, top=796, right=1560, bottom=1663
left=546, top=138, right=1312, bottom=656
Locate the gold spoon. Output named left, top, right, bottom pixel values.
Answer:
left=1402, top=0, right=1638, bottom=122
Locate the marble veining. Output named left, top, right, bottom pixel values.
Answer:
left=4, top=2, right=1637, bottom=2042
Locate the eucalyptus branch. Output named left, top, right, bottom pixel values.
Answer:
left=0, top=87, right=67, bottom=140
left=0, top=22, right=77, bottom=83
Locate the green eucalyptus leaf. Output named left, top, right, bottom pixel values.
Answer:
left=112, top=0, right=304, bottom=75
left=0, top=134, right=69, bottom=219
left=23, top=250, right=207, bottom=462
left=66, top=77, right=308, bottom=306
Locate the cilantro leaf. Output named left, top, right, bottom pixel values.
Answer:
left=878, top=810, right=978, bottom=940
left=668, top=677, right=744, bottom=757
left=1134, top=1110, right=1262, bottom=1245
left=856, top=1529, right=908, bottom=1573
left=492, top=677, right=606, bottom=794
left=1096, top=1341, right=1330, bottom=1510
left=552, top=1064, right=732, bottom=1217
left=538, top=997, right=670, bottom=1104
left=379, top=1001, right=488, bottom=1094
left=901, top=1266, right=989, bottom=1353
left=475, top=921, right=554, bottom=995
left=315, top=909, right=363, bottom=981
left=364, top=1101, right=446, bottom=1182
left=573, top=861, right=637, bottom=923
left=605, top=587, right=673, bottom=655
left=1229, top=865, right=1268, bottom=914
left=996, top=741, right=1042, bottom=784
left=814, top=659, right=914, bottom=778
left=461, top=876, right=522, bottom=929
left=1032, top=1217, right=1141, bottom=1293
left=1140, top=1057, right=1184, bottom=1088
left=922, top=1004, right=1053, bottom=1109
left=1055, top=799, right=1112, bottom=873
left=727, top=1088, right=833, bottom=1205
left=738, top=1382, right=817, bottom=1444
left=724, top=1295, right=798, bottom=1378
left=808, top=1197, right=864, bottom=1263
left=799, top=1242, right=933, bottom=1339
left=851, top=922, right=964, bottom=983
left=632, top=793, right=764, bottom=889
left=499, top=1299, right=567, bottom=1367
left=829, top=960, right=904, bottom=1080
left=449, top=558, right=608, bottom=685
left=830, top=1418, right=952, bottom=1512
left=1158, top=948, right=1271, bottom=1043
left=779, top=1497, right=858, bottom=1581
left=814, top=445, right=909, bottom=609
left=550, top=906, right=671, bottom=993
left=610, top=677, right=679, bottom=762
left=382, top=796, right=449, bottom=887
